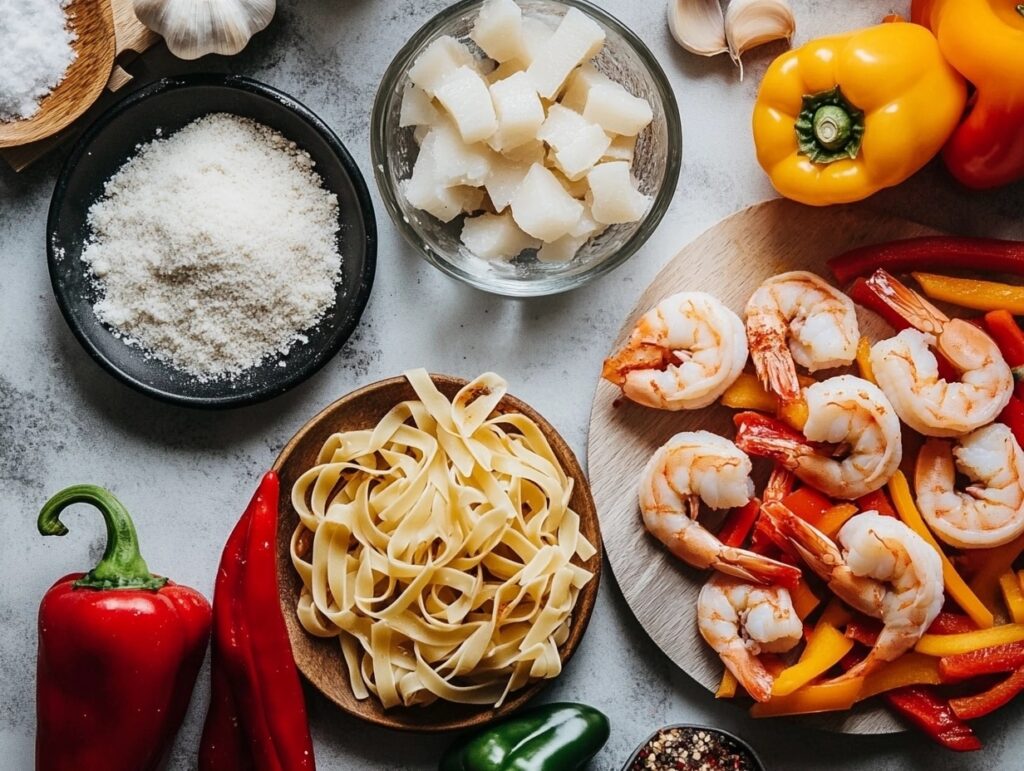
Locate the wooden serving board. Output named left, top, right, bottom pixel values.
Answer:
left=0, top=0, right=159, bottom=171
left=587, top=198, right=941, bottom=734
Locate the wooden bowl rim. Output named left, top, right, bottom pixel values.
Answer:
left=273, top=372, right=603, bottom=732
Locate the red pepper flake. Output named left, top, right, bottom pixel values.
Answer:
left=627, top=726, right=761, bottom=771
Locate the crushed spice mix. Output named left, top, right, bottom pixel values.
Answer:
left=627, top=726, right=760, bottom=771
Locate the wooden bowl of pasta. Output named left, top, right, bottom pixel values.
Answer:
left=273, top=371, right=602, bottom=732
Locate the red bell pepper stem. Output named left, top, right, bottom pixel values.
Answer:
left=928, top=611, right=978, bottom=637
left=999, top=396, right=1024, bottom=449
left=719, top=498, right=760, bottom=548
left=950, top=667, right=1024, bottom=720
left=939, top=641, right=1024, bottom=683
left=829, top=237, right=1024, bottom=285
left=36, top=485, right=211, bottom=771
left=855, top=489, right=898, bottom=519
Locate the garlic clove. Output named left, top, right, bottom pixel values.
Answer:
left=667, top=0, right=728, bottom=57
left=725, top=0, right=795, bottom=75
left=133, top=0, right=277, bottom=61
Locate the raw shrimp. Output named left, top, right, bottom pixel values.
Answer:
left=764, top=503, right=943, bottom=679
left=734, top=375, right=903, bottom=499
left=602, top=292, right=748, bottom=411
left=867, top=269, right=1012, bottom=437
left=640, top=431, right=801, bottom=586
left=697, top=573, right=803, bottom=702
left=915, top=423, right=1024, bottom=549
left=745, top=271, right=859, bottom=403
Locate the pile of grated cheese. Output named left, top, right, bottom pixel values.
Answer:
left=0, top=0, right=77, bottom=121
left=81, top=114, right=342, bottom=381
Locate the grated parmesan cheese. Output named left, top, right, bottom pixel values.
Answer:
left=81, top=113, right=343, bottom=381
left=0, top=0, right=77, bottom=121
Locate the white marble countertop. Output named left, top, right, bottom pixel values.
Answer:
left=3, top=1, right=1024, bottom=768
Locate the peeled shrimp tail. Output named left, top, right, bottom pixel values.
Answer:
left=748, top=323, right=803, bottom=403
left=716, top=545, right=802, bottom=589
left=720, top=645, right=775, bottom=702
left=732, top=411, right=807, bottom=468
left=866, top=269, right=948, bottom=335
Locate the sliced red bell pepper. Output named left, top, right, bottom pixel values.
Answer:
left=950, top=667, right=1024, bottom=721
left=780, top=487, right=833, bottom=527
left=987, top=309, right=1024, bottom=399
left=849, top=277, right=912, bottom=331
left=928, top=611, right=978, bottom=636
left=855, top=488, right=898, bottom=518
left=845, top=618, right=882, bottom=648
left=999, top=395, right=1024, bottom=452
left=828, top=236, right=1024, bottom=285
left=719, top=498, right=760, bottom=548
left=939, top=640, right=1024, bottom=683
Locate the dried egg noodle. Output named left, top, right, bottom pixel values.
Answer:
left=290, top=369, right=595, bottom=708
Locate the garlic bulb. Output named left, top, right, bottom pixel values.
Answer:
left=667, top=0, right=728, bottom=57
left=133, top=0, right=277, bottom=60
left=725, top=0, right=795, bottom=73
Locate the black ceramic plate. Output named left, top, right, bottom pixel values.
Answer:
left=47, top=74, right=377, bottom=409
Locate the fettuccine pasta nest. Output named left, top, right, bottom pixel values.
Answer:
left=290, top=369, right=596, bottom=709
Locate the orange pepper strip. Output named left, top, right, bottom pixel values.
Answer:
left=772, top=624, right=853, bottom=696
left=716, top=668, right=738, bottom=699
left=789, top=579, right=821, bottom=620
left=751, top=679, right=864, bottom=717
left=888, top=472, right=994, bottom=629
left=855, top=337, right=876, bottom=384
left=818, top=504, right=859, bottom=539
left=721, top=372, right=777, bottom=413
left=856, top=653, right=942, bottom=701
left=1001, top=571, right=1024, bottom=625
left=968, top=532, right=1024, bottom=617
left=916, top=624, right=1024, bottom=657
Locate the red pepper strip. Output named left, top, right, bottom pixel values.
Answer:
left=929, top=611, right=978, bottom=636
left=845, top=618, right=882, bottom=648
left=940, top=640, right=1024, bottom=682
left=999, top=395, right=1024, bottom=451
left=855, top=488, right=898, bottom=518
left=781, top=487, right=833, bottom=527
left=828, top=236, right=1024, bottom=285
left=849, top=277, right=912, bottom=331
left=719, top=498, right=761, bottom=548
left=983, top=310, right=1024, bottom=398
left=950, top=667, right=1024, bottom=720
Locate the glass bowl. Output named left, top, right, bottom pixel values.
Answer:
left=371, top=0, right=682, bottom=297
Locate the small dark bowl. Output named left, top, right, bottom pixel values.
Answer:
left=621, top=724, right=766, bottom=771
left=47, top=74, right=377, bottom=409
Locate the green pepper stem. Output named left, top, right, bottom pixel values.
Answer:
left=794, top=86, right=866, bottom=164
left=38, top=485, right=167, bottom=591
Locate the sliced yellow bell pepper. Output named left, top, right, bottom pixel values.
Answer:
left=716, top=668, right=738, bottom=699
left=772, top=623, right=854, bottom=696
left=818, top=599, right=853, bottom=629
left=968, top=531, right=1024, bottom=616
left=857, top=653, right=942, bottom=701
left=751, top=679, right=864, bottom=717
left=790, top=578, right=821, bottom=620
left=721, top=372, right=777, bottom=413
left=1001, top=571, right=1024, bottom=625
left=818, top=504, right=859, bottom=539
left=913, top=272, right=1024, bottom=314
left=888, top=472, right=994, bottom=629
left=916, top=624, right=1024, bottom=656
left=752, top=23, right=966, bottom=206
left=855, top=337, right=876, bottom=384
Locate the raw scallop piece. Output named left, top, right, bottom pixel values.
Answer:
left=526, top=8, right=606, bottom=99
left=462, top=211, right=541, bottom=261
left=560, top=63, right=616, bottom=112
left=536, top=104, right=591, bottom=151
left=403, top=134, right=464, bottom=223
left=434, top=66, right=499, bottom=143
left=471, top=0, right=525, bottom=63
left=489, top=71, right=545, bottom=151
left=399, top=85, right=440, bottom=127
left=553, top=123, right=611, bottom=180
left=510, top=163, right=584, bottom=241
left=603, top=134, right=637, bottom=163
left=428, top=120, right=494, bottom=187
left=408, top=36, right=475, bottom=96
left=485, top=155, right=532, bottom=212
left=587, top=161, right=651, bottom=224
left=583, top=83, right=653, bottom=136
left=519, top=16, right=555, bottom=67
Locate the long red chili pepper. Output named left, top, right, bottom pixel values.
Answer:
left=199, top=472, right=315, bottom=771
left=828, top=237, right=1024, bottom=285
left=950, top=667, right=1024, bottom=721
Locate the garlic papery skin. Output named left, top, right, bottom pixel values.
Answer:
left=133, top=0, right=277, bottom=60
left=725, top=0, right=795, bottom=74
left=667, top=0, right=728, bottom=57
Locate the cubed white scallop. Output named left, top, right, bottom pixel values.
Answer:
left=487, top=58, right=527, bottom=85
left=461, top=212, right=541, bottom=261
left=471, top=0, right=524, bottom=63
left=560, top=63, right=615, bottom=112
left=587, top=161, right=651, bottom=224
left=553, top=168, right=590, bottom=199
left=571, top=204, right=606, bottom=239
left=526, top=8, right=606, bottom=99
left=510, top=163, right=584, bottom=242
left=583, top=83, right=653, bottom=136
left=536, top=104, right=590, bottom=151
left=428, top=120, right=494, bottom=187
left=553, top=122, right=611, bottom=180
left=413, top=124, right=430, bottom=145
left=602, top=134, right=636, bottom=163
left=488, top=71, right=545, bottom=151
left=399, top=84, right=440, bottom=127
left=434, top=66, right=499, bottom=144
left=408, top=36, right=475, bottom=96
left=402, top=135, right=462, bottom=223
left=519, top=17, right=555, bottom=67
left=537, top=235, right=586, bottom=263
left=485, top=154, right=532, bottom=212
left=501, top=138, right=546, bottom=164
left=456, top=185, right=487, bottom=213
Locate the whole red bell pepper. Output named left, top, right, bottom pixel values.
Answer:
left=36, top=485, right=211, bottom=771
left=913, top=0, right=1024, bottom=189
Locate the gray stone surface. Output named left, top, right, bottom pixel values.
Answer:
left=3, top=1, right=1024, bottom=768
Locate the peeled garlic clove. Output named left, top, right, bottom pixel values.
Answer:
left=725, top=0, right=795, bottom=70
left=134, top=0, right=277, bottom=60
left=667, top=0, right=728, bottom=57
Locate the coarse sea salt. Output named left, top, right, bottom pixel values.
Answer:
left=0, top=0, right=77, bottom=122
left=81, top=113, right=343, bottom=381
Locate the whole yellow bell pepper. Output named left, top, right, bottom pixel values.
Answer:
left=752, top=23, right=966, bottom=205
